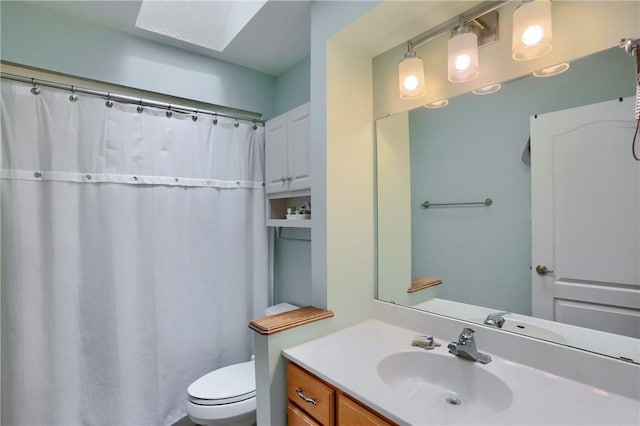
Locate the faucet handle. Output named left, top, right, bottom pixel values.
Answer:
left=484, top=311, right=509, bottom=328
left=459, top=327, right=475, bottom=342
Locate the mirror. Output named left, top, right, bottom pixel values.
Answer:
left=376, top=46, right=640, bottom=363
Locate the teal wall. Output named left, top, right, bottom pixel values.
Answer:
left=274, top=55, right=310, bottom=116
left=0, top=1, right=276, bottom=119
left=408, top=47, right=635, bottom=315
left=272, top=55, right=312, bottom=307
left=273, top=229, right=312, bottom=306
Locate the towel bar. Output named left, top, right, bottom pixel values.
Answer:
left=421, top=198, right=493, bottom=208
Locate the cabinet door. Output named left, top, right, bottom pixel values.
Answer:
left=337, top=393, right=394, bottom=426
left=287, top=103, right=311, bottom=192
left=288, top=402, right=321, bottom=426
left=265, top=113, right=289, bottom=194
left=287, top=362, right=334, bottom=426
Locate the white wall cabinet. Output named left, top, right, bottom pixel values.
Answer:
left=265, top=103, right=311, bottom=228
left=266, top=103, right=310, bottom=194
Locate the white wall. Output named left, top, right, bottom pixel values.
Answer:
left=324, top=36, right=376, bottom=323
left=376, top=111, right=440, bottom=307
left=376, top=112, right=412, bottom=304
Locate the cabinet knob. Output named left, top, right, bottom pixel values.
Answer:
left=287, top=176, right=292, bottom=181
left=280, top=177, right=286, bottom=183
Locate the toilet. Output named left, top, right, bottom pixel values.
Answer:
left=186, top=303, right=299, bottom=425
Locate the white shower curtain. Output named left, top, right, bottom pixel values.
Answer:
left=0, top=80, right=268, bottom=425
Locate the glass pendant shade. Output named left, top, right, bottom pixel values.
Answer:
left=398, top=52, right=426, bottom=99
left=512, top=0, right=552, bottom=61
left=448, top=30, right=479, bottom=82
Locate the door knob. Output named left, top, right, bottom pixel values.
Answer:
left=535, top=265, right=554, bottom=275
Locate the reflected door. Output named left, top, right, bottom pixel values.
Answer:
left=531, top=97, right=640, bottom=338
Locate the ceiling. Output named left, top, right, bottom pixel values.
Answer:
left=29, top=0, right=311, bottom=76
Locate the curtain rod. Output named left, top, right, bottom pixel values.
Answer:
left=1, top=72, right=265, bottom=125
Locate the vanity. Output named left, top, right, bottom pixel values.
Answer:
left=286, top=360, right=396, bottom=426
left=284, top=314, right=640, bottom=426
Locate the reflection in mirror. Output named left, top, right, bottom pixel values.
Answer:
left=376, top=47, right=640, bottom=363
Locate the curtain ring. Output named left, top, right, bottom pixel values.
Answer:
left=192, top=110, right=198, bottom=122
left=166, top=106, right=173, bottom=118
left=69, top=86, right=78, bottom=102
left=30, top=78, right=40, bottom=95
left=105, top=93, right=113, bottom=108
left=137, top=99, right=143, bottom=113
left=252, top=120, right=258, bottom=130
left=234, top=118, right=240, bottom=128
left=212, top=113, right=218, bottom=125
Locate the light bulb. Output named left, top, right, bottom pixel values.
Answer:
left=512, top=0, right=552, bottom=60
left=398, top=52, right=425, bottom=99
left=447, top=30, right=478, bottom=82
left=403, top=75, right=419, bottom=91
left=521, top=24, right=544, bottom=46
left=454, top=54, right=471, bottom=71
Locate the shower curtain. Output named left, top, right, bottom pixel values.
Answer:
left=0, top=80, right=268, bottom=425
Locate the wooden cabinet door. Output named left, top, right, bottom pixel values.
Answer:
left=288, top=402, right=321, bottom=426
left=287, top=362, right=334, bottom=425
left=337, top=393, right=393, bottom=426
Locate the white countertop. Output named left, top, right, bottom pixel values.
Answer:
left=283, top=319, right=640, bottom=426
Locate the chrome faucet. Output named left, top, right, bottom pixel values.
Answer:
left=448, top=328, right=492, bottom=364
left=483, top=311, right=509, bottom=328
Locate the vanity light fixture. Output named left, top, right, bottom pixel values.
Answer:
left=399, top=42, right=426, bottom=99
left=472, top=83, right=502, bottom=95
left=532, top=62, right=570, bottom=77
left=512, top=0, right=553, bottom=61
left=448, top=21, right=479, bottom=83
left=398, top=3, right=502, bottom=99
left=424, top=99, right=449, bottom=109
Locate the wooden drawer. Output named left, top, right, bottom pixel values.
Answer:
left=287, top=362, right=335, bottom=425
left=288, top=402, right=321, bottom=426
left=337, top=393, right=394, bottom=426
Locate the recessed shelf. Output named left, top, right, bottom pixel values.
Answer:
left=267, top=191, right=311, bottom=229
left=267, top=219, right=312, bottom=228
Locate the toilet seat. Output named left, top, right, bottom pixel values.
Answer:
left=187, top=360, right=255, bottom=406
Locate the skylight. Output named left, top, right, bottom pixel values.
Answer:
left=135, top=0, right=268, bottom=52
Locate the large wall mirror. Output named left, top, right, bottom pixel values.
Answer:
left=375, top=45, right=640, bottom=363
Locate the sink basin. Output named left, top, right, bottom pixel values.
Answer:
left=377, top=351, right=513, bottom=412
left=466, top=317, right=567, bottom=343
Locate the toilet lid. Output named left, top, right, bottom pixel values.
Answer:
left=188, top=360, right=256, bottom=406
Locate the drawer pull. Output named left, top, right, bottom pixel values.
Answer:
left=295, top=388, right=317, bottom=405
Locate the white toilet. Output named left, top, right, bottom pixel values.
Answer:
left=186, top=303, right=299, bottom=426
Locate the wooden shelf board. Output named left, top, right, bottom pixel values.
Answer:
left=249, top=306, right=333, bottom=335
left=407, top=276, right=443, bottom=294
